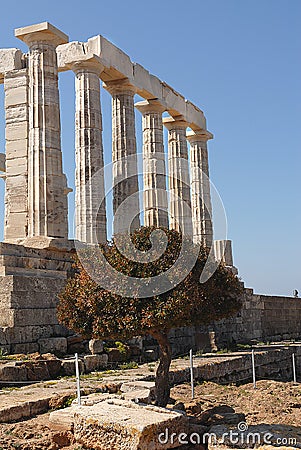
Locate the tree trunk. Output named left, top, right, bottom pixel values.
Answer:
left=150, top=329, right=172, bottom=407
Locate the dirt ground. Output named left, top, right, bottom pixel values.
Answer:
left=0, top=380, right=300, bottom=449
left=171, top=379, right=301, bottom=427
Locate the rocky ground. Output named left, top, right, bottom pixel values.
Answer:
left=171, top=379, right=301, bottom=427
left=0, top=380, right=300, bottom=449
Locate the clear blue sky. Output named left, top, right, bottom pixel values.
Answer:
left=0, top=0, right=300, bottom=296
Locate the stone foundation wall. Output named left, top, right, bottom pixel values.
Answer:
left=1, top=242, right=300, bottom=358
left=212, top=289, right=301, bottom=349
left=145, top=290, right=301, bottom=357
left=0, top=242, right=73, bottom=354
left=168, top=345, right=301, bottom=385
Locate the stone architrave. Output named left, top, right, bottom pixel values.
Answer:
left=163, top=116, right=192, bottom=236
left=135, top=100, right=168, bottom=228
left=71, top=56, right=107, bottom=244
left=187, top=130, right=213, bottom=247
left=15, top=22, right=69, bottom=239
left=104, top=79, right=140, bottom=234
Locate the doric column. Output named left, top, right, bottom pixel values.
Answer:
left=15, top=23, right=69, bottom=239
left=187, top=130, right=213, bottom=247
left=163, top=117, right=192, bottom=236
left=71, top=56, right=107, bottom=244
left=135, top=100, right=168, bottom=228
left=104, top=79, right=140, bottom=234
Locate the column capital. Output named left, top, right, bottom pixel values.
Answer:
left=70, top=55, right=105, bottom=76
left=163, top=115, right=188, bottom=131
left=103, top=78, right=136, bottom=96
left=135, top=99, right=166, bottom=115
left=15, top=22, right=68, bottom=48
left=186, top=129, right=213, bottom=144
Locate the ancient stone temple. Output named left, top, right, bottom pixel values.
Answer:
left=3, top=21, right=289, bottom=355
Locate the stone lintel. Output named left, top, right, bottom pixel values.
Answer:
left=0, top=49, right=23, bottom=83
left=163, top=115, right=188, bottom=131
left=0, top=153, right=5, bottom=172
left=57, top=36, right=207, bottom=131
left=186, top=129, right=214, bottom=143
left=15, top=22, right=68, bottom=47
left=135, top=99, right=166, bottom=115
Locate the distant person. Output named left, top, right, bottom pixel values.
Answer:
left=293, top=289, right=299, bottom=298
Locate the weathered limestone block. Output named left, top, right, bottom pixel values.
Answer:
left=187, top=130, right=213, bottom=247
left=84, top=354, right=108, bottom=372
left=57, top=41, right=89, bottom=71
left=38, top=337, right=67, bottom=355
left=104, top=78, right=140, bottom=234
left=0, top=48, right=23, bottom=83
left=1, top=308, right=58, bottom=328
left=163, top=117, right=192, bottom=236
left=50, top=399, right=188, bottom=450
left=89, top=339, right=104, bottom=354
left=3, top=325, right=55, bottom=344
left=135, top=100, right=168, bottom=228
left=120, top=381, right=156, bottom=403
left=0, top=362, right=27, bottom=382
left=15, top=22, right=69, bottom=240
left=10, top=342, right=39, bottom=354
left=61, top=358, right=84, bottom=376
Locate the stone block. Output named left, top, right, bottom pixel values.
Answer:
left=11, top=342, right=39, bottom=354
left=15, top=22, right=69, bottom=46
left=61, top=358, right=84, bottom=376
left=38, top=337, right=67, bottom=355
left=5, top=140, right=28, bottom=158
left=9, top=308, right=58, bottom=327
left=0, top=49, right=23, bottom=80
left=5, top=157, right=27, bottom=176
left=133, top=64, right=163, bottom=100
left=88, top=339, right=103, bottom=354
left=6, top=122, right=28, bottom=141
left=185, top=100, right=207, bottom=131
left=5, top=105, right=28, bottom=124
left=57, top=41, right=88, bottom=71
left=163, top=82, right=186, bottom=117
left=0, top=362, right=27, bottom=382
left=84, top=354, right=108, bottom=373
left=120, top=381, right=155, bottom=396
left=4, top=70, right=27, bottom=90
left=5, top=87, right=27, bottom=108
left=87, top=35, right=133, bottom=81
left=50, top=399, right=188, bottom=450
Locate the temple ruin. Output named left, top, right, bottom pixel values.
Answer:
left=0, top=22, right=300, bottom=354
